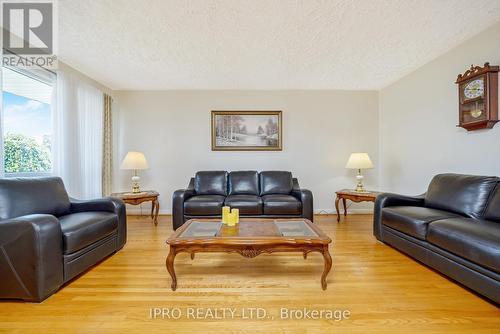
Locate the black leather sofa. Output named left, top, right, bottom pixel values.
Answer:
left=173, top=171, right=313, bottom=230
left=374, top=173, right=500, bottom=304
left=0, top=177, right=126, bottom=302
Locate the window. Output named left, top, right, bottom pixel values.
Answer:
left=2, top=66, right=54, bottom=177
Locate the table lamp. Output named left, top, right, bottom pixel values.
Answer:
left=120, top=151, right=149, bottom=193
left=345, top=153, right=373, bottom=193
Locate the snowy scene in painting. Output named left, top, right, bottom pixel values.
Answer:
left=214, top=114, right=279, bottom=147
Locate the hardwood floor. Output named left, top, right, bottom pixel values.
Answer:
left=0, top=215, right=498, bottom=333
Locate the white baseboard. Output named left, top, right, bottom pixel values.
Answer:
left=126, top=207, right=169, bottom=215
left=125, top=207, right=373, bottom=215
left=314, top=208, right=373, bottom=215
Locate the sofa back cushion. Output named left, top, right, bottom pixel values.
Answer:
left=259, top=171, right=293, bottom=195
left=484, top=184, right=500, bottom=222
left=0, top=177, right=71, bottom=220
left=425, top=173, right=498, bottom=218
left=194, top=171, right=228, bottom=196
left=228, top=171, right=259, bottom=195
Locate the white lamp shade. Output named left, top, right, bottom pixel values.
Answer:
left=345, top=153, right=374, bottom=169
left=120, top=151, right=149, bottom=170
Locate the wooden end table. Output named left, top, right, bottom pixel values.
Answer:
left=166, top=218, right=332, bottom=290
left=335, top=189, right=380, bottom=222
left=111, top=190, right=160, bottom=225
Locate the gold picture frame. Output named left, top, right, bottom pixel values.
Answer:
left=211, top=111, right=282, bottom=151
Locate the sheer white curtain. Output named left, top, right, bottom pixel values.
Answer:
left=0, top=64, right=3, bottom=179
left=52, top=71, right=104, bottom=199
left=0, top=48, right=3, bottom=178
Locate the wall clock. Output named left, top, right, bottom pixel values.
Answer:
left=455, top=62, right=498, bottom=131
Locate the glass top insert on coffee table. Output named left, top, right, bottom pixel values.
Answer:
left=179, top=221, right=222, bottom=237
left=178, top=219, right=318, bottom=238
left=274, top=220, right=318, bottom=237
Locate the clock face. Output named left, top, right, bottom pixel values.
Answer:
left=463, top=78, right=484, bottom=100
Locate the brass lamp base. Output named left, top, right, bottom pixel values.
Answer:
left=354, top=169, right=368, bottom=193
left=131, top=172, right=141, bottom=193
left=355, top=184, right=368, bottom=193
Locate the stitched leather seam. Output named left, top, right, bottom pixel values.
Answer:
left=481, top=181, right=500, bottom=218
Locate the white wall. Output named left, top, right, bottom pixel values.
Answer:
left=114, top=90, right=379, bottom=214
left=379, top=22, right=500, bottom=195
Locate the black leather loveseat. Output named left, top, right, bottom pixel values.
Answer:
left=0, top=177, right=126, bottom=302
left=172, top=171, right=313, bottom=230
left=374, top=173, right=500, bottom=304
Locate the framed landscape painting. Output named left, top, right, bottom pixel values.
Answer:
left=211, top=111, right=282, bottom=151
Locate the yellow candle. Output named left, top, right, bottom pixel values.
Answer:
left=227, top=212, right=236, bottom=226
left=232, top=208, right=239, bottom=224
left=222, top=206, right=230, bottom=224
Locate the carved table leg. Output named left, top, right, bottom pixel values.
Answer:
left=335, top=196, right=341, bottom=222
left=303, top=251, right=307, bottom=259
left=150, top=200, right=154, bottom=219
left=166, top=247, right=177, bottom=291
left=321, top=246, right=332, bottom=290
left=342, top=198, right=347, bottom=218
left=153, top=199, right=160, bottom=226
left=190, top=252, right=195, bottom=260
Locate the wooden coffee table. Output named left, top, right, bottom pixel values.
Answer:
left=166, top=218, right=332, bottom=290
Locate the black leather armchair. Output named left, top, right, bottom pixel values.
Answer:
left=0, top=177, right=126, bottom=302
left=374, top=173, right=500, bottom=304
left=173, top=171, right=313, bottom=230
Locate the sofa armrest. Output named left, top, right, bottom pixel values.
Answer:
left=172, top=178, right=195, bottom=230
left=291, top=178, right=314, bottom=222
left=0, top=214, right=63, bottom=302
left=70, top=197, right=127, bottom=249
left=373, top=192, right=425, bottom=241
left=299, top=189, right=314, bottom=222
left=70, top=197, right=116, bottom=213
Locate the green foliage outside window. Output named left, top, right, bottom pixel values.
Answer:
left=4, top=133, right=51, bottom=173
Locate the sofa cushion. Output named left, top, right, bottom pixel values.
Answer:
left=224, top=195, right=263, bottom=214
left=382, top=206, right=459, bottom=240
left=260, top=171, right=293, bottom=195
left=0, top=177, right=71, bottom=220
left=484, top=184, right=500, bottom=222
left=425, top=173, right=498, bottom=218
left=262, top=194, right=301, bottom=215
left=59, top=212, right=118, bottom=254
left=228, top=171, right=259, bottom=195
left=427, top=218, right=500, bottom=273
left=184, top=195, right=225, bottom=215
left=194, top=171, right=228, bottom=196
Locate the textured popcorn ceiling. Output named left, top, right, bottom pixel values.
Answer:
left=59, top=0, right=500, bottom=90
